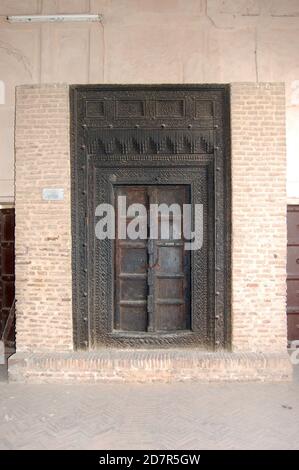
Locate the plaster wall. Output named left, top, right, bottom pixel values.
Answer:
left=0, top=0, right=299, bottom=202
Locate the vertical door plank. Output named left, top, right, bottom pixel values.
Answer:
left=115, top=187, right=148, bottom=332
left=150, top=186, right=191, bottom=332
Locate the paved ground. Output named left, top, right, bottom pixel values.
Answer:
left=0, top=367, right=298, bottom=450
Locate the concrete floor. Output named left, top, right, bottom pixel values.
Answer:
left=0, top=367, right=298, bottom=450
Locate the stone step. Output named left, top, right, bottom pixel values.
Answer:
left=8, top=350, right=293, bottom=383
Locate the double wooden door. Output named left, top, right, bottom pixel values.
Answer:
left=71, top=84, right=231, bottom=350
left=115, top=185, right=190, bottom=333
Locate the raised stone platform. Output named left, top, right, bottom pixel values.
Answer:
left=8, top=350, right=293, bottom=383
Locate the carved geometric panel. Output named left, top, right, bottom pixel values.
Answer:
left=195, top=100, right=214, bottom=118
left=86, top=129, right=214, bottom=156
left=86, top=100, right=105, bottom=118
left=116, top=100, right=146, bottom=118
left=155, top=99, right=185, bottom=118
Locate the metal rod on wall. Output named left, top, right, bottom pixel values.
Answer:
left=6, top=14, right=103, bottom=23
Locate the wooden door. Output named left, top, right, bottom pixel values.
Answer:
left=115, top=186, right=148, bottom=332
left=149, top=186, right=190, bottom=332
left=115, top=185, right=190, bottom=333
left=0, top=209, right=15, bottom=344
left=71, top=84, right=231, bottom=349
left=287, top=205, right=299, bottom=342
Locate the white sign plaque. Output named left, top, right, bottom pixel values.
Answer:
left=42, top=188, right=64, bottom=201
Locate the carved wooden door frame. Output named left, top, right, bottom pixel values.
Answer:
left=70, top=84, right=231, bottom=350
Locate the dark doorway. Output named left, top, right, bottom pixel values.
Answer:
left=0, top=207, right=15, bottom=379
left=287, top=204, right=299, bottom=343
left=71, top=85, right=231, bottom=350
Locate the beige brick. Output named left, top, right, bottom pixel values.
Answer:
left=15, top=84, right=73, bottom=352
left=231, top=82, right=287, bottom=353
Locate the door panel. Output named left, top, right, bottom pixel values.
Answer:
left=1, top=245, right=14, bottom=276
left=120, top=278, right=147, bottom=301
left=287, top=205, right=299, bottom=342
left=287, top=246, right=299, bottom=277
left=288, top=315, right=299, bottom=342
left=1, top=211, right=14, bottom=241
left=157, top=278, right=183, bottom=298
left=287, top=279, right=299, bottom=306
left=158, top=246, right=184, bottom=272
left=156, top=305, right=186, bottom=331
left=287, top=210, right=299, bottom=245
left=119, top=246, right=148, bottom=274
left=119, top=305, right=148, bottom=332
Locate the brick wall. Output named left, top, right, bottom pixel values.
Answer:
left=15, top=84, right=73, bottom=352
left=14, top=83, right=288, bottom=357
left=231, top=83, right=287, bottom=353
